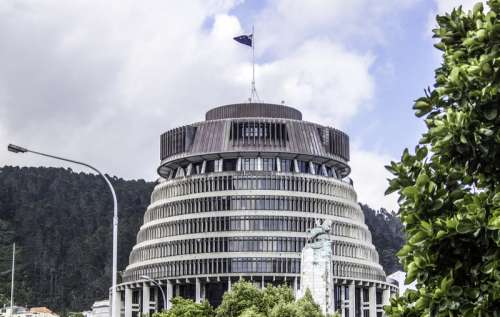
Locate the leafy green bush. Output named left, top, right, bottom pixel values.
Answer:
left=154, top=281, right=326, bottom=317
left=385, top=1, right=500, bottom=316
left=215, top=281, right=264, bottom=317
left=153, top=297, right=214, bottom=317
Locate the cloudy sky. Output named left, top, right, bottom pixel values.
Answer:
left=0, top=0, right=481, bottom=211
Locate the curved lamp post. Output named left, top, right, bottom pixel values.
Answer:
left=7, top=144, right=119, bottom=317
left=140, top=275, right=167, bottom=312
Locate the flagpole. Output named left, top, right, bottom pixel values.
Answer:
left=251, top=25, right=255, bottom=102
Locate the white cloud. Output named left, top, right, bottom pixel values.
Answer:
left=0, top=0, right=417, bottom=210
left=258, top=39, right=375, bottom=127
left=349, top=145, right=399, bottom=212
left=255, top=0, right=417, bottom=55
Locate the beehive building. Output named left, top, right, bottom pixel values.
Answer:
left=115, top=103, right=398, bottom=317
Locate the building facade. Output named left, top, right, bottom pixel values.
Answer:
left=115, top=103, right=398, bottom=317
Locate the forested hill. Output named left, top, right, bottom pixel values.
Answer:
left=0, top=166, right=154, bottom=313
left=0, top=166, right=404, bottom=314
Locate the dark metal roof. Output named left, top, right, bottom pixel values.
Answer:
left=206, top=103, right=302, bottom=121
left=158, top=117, right=351, bottom=177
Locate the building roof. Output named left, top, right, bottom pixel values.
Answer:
left=29, top=307, right=56, bottom=315
left=205, top=103, right=302, bottom=121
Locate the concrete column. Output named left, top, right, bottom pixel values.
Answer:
left=329, top=281, right=335, bottom=315
left=166, top=280, right=173, bottom=310
left=114, top=289, right=123, bottom=317
left=348, top=283, right=355, bottom=317
left=382, top=288, right=390, bottom=305
left=340, top=285, right=345, bottom=313
left=228, top=278, right=232, bottom=291
left=293, top=277, right=298, bottom=298
left=261, top=277, right=265, bottom=289
left=369, top=285, right=376, bottom=317
left=124, top=287, right=132, bottom=317
left=196, top=278, right=202, bottom=303
left=142, top=283, right=150, bottom=316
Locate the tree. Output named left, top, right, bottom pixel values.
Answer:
left=216, top=281, right=263, bottom=317
left=385, top=1, right=500, bottom=316
left=261, top=284, right=295, bottom=314
left=295, top=290, right=323, bottom=317
left=215, top=281, right=326, bottom=317
left=153, top=297, right=214, bottom=317
left=238, top=307, right=265, bottom=317
left=268, top=302, right=298, bottom=317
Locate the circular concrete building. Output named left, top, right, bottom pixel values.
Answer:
left=115, top=103, right=398, bottom=317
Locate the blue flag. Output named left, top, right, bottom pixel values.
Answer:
left=233, top=34, right=253, bottom=47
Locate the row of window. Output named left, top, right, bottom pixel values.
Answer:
left=152, top=174, right=356, bottom=202
left=229, top=121, right=289, bottom=145
left=130, top=237, right=378, bottom=264
left=137, top=216, right=370, bottom=244
left=164, top=157, right=343, bottom=180
left=131, top=237, right=305, bottom=263
left=126, top=257, right=300, bottom=282
left=144, top=195, right=363, bottom=223
left=124, top=258, right=385, bottom=282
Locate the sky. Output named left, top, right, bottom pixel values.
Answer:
left=0, top=0, right=481, bottom=211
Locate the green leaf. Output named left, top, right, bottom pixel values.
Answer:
left=449, top=285, right=463, bottom=297
left=416, top=172, right=430, bottom=187
left=473, top=2, right=484, bottom=15
left=403, top=186, right=419, bottom=199
left=493, top=192, right=500, bottom=205
left=416, top=146, right=428, bottom=160
left=432, top=198, right=444, bottom=210
left=456, top=221, right=476, bottom=234
left=484, top=107, right=497, bottom=120
left=397, top=245, right=412, bottom=257
left=409, top=231, right=428, bottom=245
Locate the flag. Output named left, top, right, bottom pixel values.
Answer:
left=233, top=34, right=253, bottom=47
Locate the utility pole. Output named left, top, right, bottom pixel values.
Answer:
left=10, top=243, right=15, bottom=317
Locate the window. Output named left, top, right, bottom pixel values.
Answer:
left=192, top=162, right=203, bottom=175
left=262, top=158, right=276, bottom=171
left=205, top=160, right=215, bottom=173
left=376, top=291, right=382, bottom=305
left=311, top=162, right=321, bottom=175
left=222, top=159, right=238, bottom=171
left=242, top=158, right=258, bottom=171
left=214, top=159, right=222, bottom=172
left=230, top=121, right=288, bottom=145
left=280, top=159, right=294, bottom=172
left=297, top=160, right=308, bottom=173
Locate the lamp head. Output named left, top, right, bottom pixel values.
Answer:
left=7, top=144, right=28, bottom=153
left=140, top=275, right=151, bottom=280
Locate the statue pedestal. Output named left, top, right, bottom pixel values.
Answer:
left=299, top=235, right=334, bottom=314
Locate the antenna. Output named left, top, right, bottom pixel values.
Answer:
left=250, top=25, right=260, bottom=103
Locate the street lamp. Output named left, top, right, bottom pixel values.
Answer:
left=7, top=144, right=119, bottom=317
left=140, top=275, right=167, bottom=312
